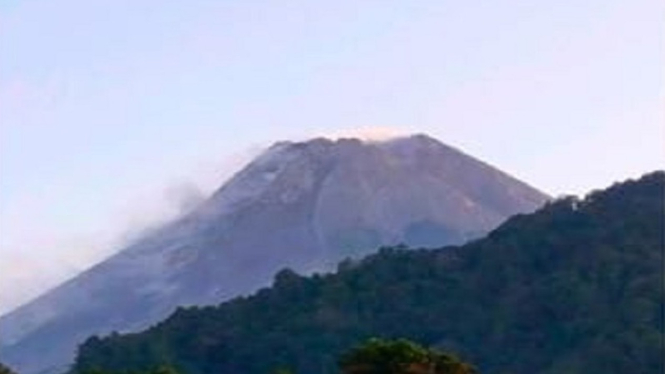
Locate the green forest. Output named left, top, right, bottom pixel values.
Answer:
left=76, top=339, right=476, bottom=374
left=73, top=172, right=664, bottom=374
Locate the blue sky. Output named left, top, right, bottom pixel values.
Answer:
left=1, top=0, right=663, bottom=314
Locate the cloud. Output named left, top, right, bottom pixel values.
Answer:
left=318, top=125, right=413, bottom=142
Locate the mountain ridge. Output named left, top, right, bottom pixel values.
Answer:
left=0, top=134, right=549, bottom=374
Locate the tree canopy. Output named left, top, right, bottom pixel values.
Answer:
left=339, top=339, right=476, bottom=374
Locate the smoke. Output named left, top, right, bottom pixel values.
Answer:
left=112, top=145, right=264, bottom=244
left=0, top=144, right=265, bottom=315
left=164, top=182, right=207, bottom=215
left=320, top=126, right=413, bottom=142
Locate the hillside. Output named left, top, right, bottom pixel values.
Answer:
left=0, top=135, right=548, bottom=374
left=73, top=171, right=664, bottom=374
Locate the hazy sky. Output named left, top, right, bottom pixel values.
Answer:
left=1, top=0, right=663, bottom=314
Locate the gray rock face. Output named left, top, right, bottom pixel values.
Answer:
left=0, top=134, right=548, bottom=374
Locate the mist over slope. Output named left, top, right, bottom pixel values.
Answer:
left=0, top=134, right=548, bottom=374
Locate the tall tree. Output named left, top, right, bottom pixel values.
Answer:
left=339, top=339, right=476, bottom=374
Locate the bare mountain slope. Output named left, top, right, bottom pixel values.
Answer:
left=0, top=134, right=548, bottom=374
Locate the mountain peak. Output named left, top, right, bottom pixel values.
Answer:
left=0, top=133, right=549, bottom=374
left=283, top=132, right=439, bottom=146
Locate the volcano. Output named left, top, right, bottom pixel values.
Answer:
left=0, top=134, right=548, bottom=374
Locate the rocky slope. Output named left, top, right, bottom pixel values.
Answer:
left=0, top=134, right=548, bottom=374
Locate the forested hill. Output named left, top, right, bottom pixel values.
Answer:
left=73, top=171, right=664, bottom=374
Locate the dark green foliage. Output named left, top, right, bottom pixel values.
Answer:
left=339, top=338, right=476, bottom=374
left=79, top=365, right=180, bottom=374
left=73, top=172, right=665, bottom=374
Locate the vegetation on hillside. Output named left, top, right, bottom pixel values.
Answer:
left=339, top=338, right=476, bottom=374
left=78, top=339, right=475, bottom=374
left=80, top=365, right=179, bottom=374
left=73, top=172, right=664, bottom=374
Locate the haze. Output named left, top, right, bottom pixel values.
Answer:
left=1, top=0, right=663, bottom=315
